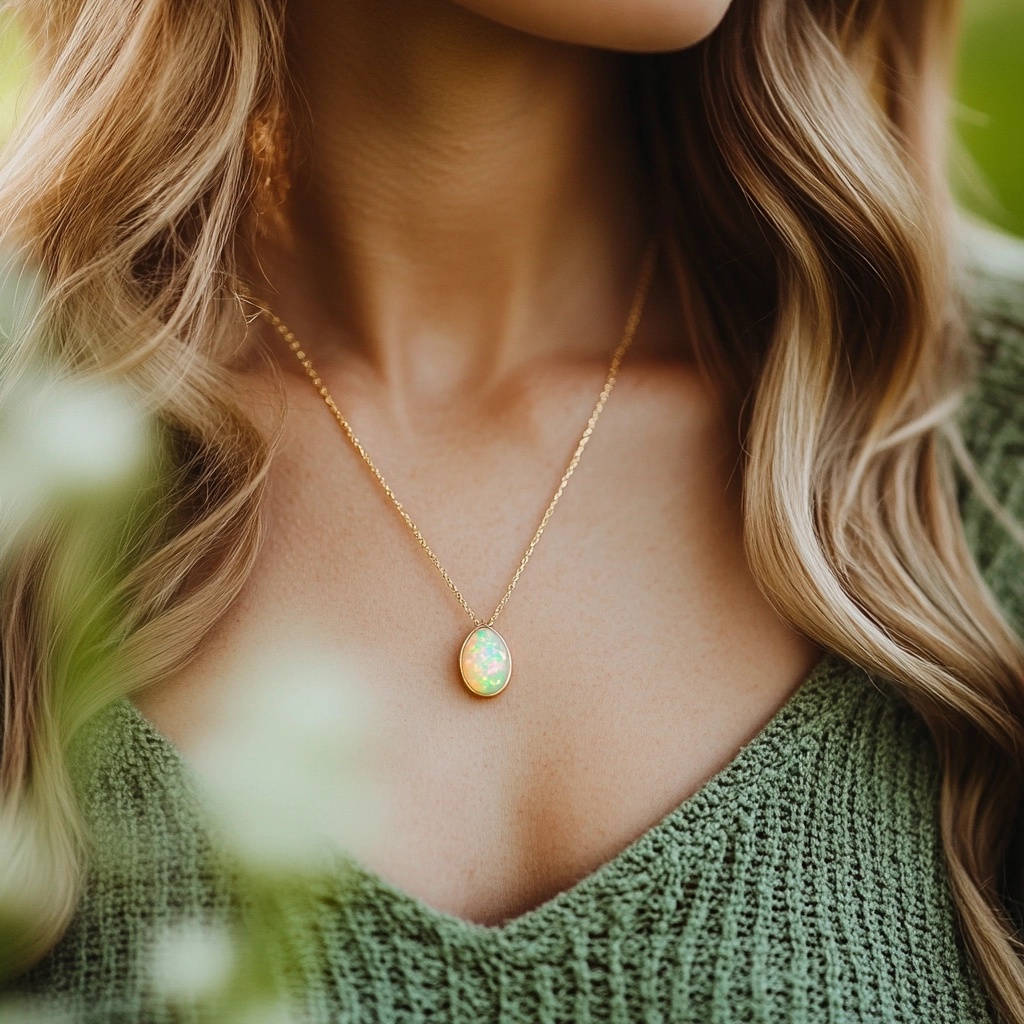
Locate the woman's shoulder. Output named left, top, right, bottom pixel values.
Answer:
left=956, top=220, right=1024, bottom=630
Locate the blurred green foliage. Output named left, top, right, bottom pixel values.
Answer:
left=0, top=12, right=26, bottom=141
left=957, top=0, right=1024, bottom=237
left=0, top=4, right=1019, bottom=233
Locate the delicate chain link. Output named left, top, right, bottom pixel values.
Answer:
left=241, top=243, right=657, bottom=628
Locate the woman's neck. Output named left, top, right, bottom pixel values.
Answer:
left=258, top=0, right=652, bottom=393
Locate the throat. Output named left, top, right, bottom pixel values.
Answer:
left=254, top=0, right=650, bottom=381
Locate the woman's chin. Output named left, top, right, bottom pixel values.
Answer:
left=452, top=0, right=735, bottom=53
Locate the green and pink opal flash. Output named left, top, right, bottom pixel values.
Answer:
left=459, top=626, right=512, bottom=697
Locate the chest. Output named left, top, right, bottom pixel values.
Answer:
left=49, top=667, right=989, bottom=1024
left=136, top=365, right=816, bottom=924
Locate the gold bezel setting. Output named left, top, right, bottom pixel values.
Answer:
left=459, top=626, right=513, bottom=698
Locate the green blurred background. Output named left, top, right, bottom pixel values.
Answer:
left=957, top=0, right=1024, bottom=236
left=0, top=2, right=1021, bottom=236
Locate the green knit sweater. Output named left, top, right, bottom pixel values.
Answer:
left=11, top=230, right=1024, bottom=1023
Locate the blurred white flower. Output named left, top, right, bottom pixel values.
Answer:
left=192, top=646, right=378, bottom=875
left=150, top=920, right=235, bottom=1005
left=0, top=374, right=151, bottom=535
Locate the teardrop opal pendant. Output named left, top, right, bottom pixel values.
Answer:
left=459, top=626, right=512, bottom=698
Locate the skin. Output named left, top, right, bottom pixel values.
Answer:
left=137, top=0, right=819, bottom=925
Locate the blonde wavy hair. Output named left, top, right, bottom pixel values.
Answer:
left=3, top=0, right=1024, bottom=1018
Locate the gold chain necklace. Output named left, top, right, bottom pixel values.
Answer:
left=242, top=244, right=656, bottom=698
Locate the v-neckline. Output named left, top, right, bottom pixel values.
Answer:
left=117, top=651, right=860, bottom=939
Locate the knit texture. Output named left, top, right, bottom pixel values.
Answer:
left=11, top=228, right=1024, bottom=1023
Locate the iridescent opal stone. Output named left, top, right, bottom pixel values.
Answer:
left=459, top=626, right=512, bottom=697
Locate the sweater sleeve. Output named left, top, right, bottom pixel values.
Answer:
left=957, top=222, right=1024, bottom=636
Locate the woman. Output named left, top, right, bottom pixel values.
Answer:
left=2, top=0, right=1024, bottom=1019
